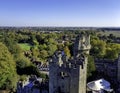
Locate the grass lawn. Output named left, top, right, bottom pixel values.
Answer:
left=98, top=31, right=120, bottom=37
left=18, top=43, right=32, bottom=51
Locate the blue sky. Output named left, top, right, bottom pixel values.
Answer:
left=0, top=0, right=120, bottom=27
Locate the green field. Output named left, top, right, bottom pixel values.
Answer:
left=18, top=43, right=32, bottom=51
left=97, top=31, right=120, bottom=37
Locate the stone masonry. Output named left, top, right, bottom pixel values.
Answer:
left=49, top=34, right=91, bottom=93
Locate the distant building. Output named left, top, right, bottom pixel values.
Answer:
left=95, top=54, right=120, bottom=83
left=17, top=75, right=48, bottom=93
left=95, top=54, right=120, bottom=92
left=49, top=34, right=91, bottom=93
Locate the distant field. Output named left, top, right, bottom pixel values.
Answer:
left=97, top=31, right=120, bottom=37
left=18, top=43, right=31, bottom=51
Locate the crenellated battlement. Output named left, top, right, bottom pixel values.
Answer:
left=74, top=33, right=91, bottom=58
left=50, top=50, right=86, bottom=70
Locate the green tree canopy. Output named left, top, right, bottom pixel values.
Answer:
left=47, top=44, right=57, bottom=56
left=105, top=43, right=120, bottom=59
left=91, top=39, right=106, bottom=58
left=64, top=46, right=71, bottom=58
left=39, top=50, right=48, bottom=61
left=87, top=55, right=96, bottom=78
left=0, top=43, right=17, bottom=90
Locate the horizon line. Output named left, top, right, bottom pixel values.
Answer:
left=0, top=26, right=120, bottom=28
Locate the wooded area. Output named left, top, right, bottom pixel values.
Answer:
left=0, top=28, right=120, bottom=92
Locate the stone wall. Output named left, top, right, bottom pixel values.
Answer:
left=117, top=55, right=120, bottom=82
left=49, top=34, right=91, bottom=93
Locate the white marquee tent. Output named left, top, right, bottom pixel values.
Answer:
left=87, top=78, right=113, bottom=93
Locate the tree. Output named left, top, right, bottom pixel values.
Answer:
left=87, top=55, right=97, bottom=82
left=0, top=43, right=17, bottom=90
left=31, top=47, right=40, bottom=58
left=87, top=55, right=96, bottom=79
left=105, top=43, right=120, bottom=59
left=23, top=64, right=41, bottom=77
left=38, top=44, right=47, bottom=51
left=57, top=43, right=64, bottom=50
left=91, top=39, right=106, bottom=58
left=64, top=46, right=71, bottom=58
left=47, top=44, right=57, bottom=56
left=36, top=34, right=44, bottom=44
left=105, top=48, right=118, bottom=60
left=108, top=33, right=115, bottom=39
left=16, top=56, right=31, bottom=74
left=39, top=50, right=48, bottom=60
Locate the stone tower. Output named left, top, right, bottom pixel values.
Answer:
left=49, top=33, right=91, bottom=93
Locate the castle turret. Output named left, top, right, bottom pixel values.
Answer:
left=49, top=33, right=91, bottom=93
left=72, top=33, right=91, bottom=93
left=74, top=33, right=91, bottom=58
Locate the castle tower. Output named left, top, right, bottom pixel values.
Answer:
left=72, top=33, right=91, bottom=93
left=49, top=33, right=91, bottom=93
left=74, top=33, right=91, bottom=57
